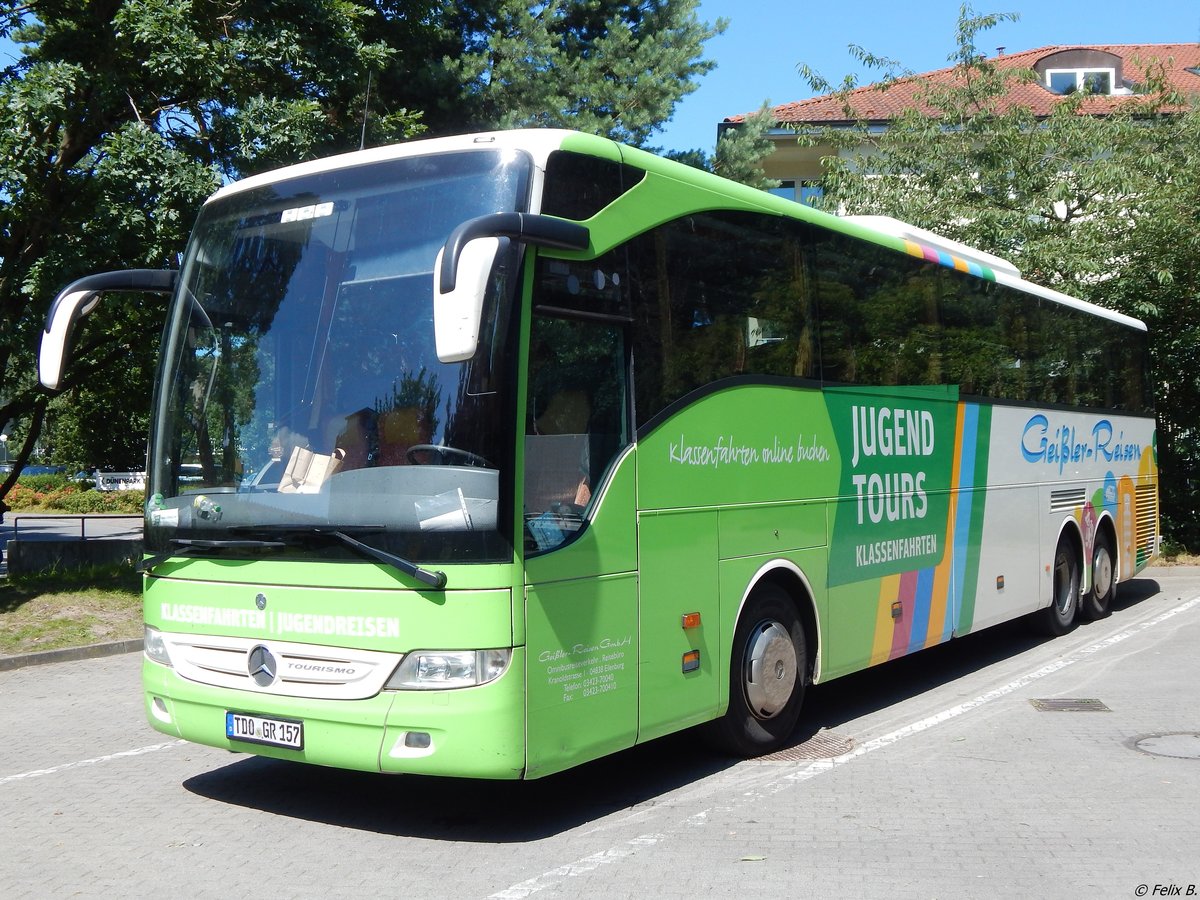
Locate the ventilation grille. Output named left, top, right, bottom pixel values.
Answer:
left=1049, top=487, right=1087, bottom=514
left=1135, top=482, right=1159, bottom=557
left=160, top=632, right=401, bottom=700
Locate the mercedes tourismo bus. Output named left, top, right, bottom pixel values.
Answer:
left=39, top=129, right=1158, bottom=779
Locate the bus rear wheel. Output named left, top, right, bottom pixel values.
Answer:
left=1080, top=529, right=1116, bottom=620
left=706, top=583, right=806, bottom=757
left=1039, top=535, right=1080, bottom=636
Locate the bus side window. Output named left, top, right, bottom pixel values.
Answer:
left=626, top=211, right=817, bottom=429
left=524, top=313, right=628, bottom=553
left=813, top=234, right=943, bottom=388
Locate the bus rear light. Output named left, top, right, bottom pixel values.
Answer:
left=385, top=649, right=511, bottom=690
left=144, top=626, right=173, bottom=666
left=681, top=612, right=701, bottom=629
left=682, top=650, right=701, bottom=673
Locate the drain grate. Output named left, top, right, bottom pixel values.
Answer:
left=1132, top=733, right=1200, bottom=760
left=1029, top=698, right=1111, bottom=712
left=760, top=729, right=855, bottom=761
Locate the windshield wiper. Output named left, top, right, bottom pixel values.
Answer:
left=138, top=537, right=287, bottom=574
left=228, top=525, right=448, bottom=589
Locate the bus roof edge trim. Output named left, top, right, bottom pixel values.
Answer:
left=844, top=215, right=1021, bottom=279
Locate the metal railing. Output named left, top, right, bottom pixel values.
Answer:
left=10, top=514, right=144, bottom=541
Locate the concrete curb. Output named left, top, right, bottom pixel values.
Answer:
left=0, top=638, right=143, bottom=672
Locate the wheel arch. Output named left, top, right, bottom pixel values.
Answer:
left=1052, top=515, right=1085, bottom=601
left=736, top=560, right=822, bottom=685
left=1091, top=511, right=1120, bottom=590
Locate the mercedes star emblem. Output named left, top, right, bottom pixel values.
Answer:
left=247, top=645, right=278, bottom=687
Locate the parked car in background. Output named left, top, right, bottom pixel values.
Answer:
left=22, top=465, right=67, bottom=476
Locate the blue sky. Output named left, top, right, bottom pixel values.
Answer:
left=3, top=2, right=1197, bottom=156
left=655, top=0, right=1200, bottom=154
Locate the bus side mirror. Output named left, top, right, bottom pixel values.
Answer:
left=433, top=213, right=589, bottom=363
left=39, top=269, right=177, bottom=390
left=433, top=237, right=502, bottom=364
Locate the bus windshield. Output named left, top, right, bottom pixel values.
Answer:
left=146, top=149, right=531, bottom=564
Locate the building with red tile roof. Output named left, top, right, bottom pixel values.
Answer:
left=724, top=44, right=1200, bottom=202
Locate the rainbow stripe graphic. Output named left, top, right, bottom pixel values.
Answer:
left=870, top=401, right=993, bottom=664
left=903, top=239, right=996, bottom=281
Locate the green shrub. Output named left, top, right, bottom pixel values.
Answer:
left=16, top=473, right=73, bottom=493
left=1159, top=538, right=1186, bottom=562
left=4, top=480, right=145, bottom=514
left=5, top=483, right=44, bottom=511
left=54, top=489, right=145, bottom=514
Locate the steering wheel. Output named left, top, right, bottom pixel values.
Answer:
left=405, top=444, right=491, bottom=467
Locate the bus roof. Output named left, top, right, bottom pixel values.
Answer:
left=208, top=129, right=581, bottom=203
left=210, top=128, right=1147, bottom=334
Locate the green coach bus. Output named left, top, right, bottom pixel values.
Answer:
left=39, top=129, right=1158, bottom=778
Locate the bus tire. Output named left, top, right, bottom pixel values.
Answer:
left=1081, top=528, right=1116, bottom=620
left=1039, top=535, right=1080, bottom=636
left=706, top=583, right=806, bottom=757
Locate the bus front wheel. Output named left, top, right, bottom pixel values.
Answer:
left=707, top=583, right=806, bottom=757
left=1039, top=535, right=1080, bottom=636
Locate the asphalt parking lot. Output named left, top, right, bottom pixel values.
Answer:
left=2, top=567, right=1198, bottom=898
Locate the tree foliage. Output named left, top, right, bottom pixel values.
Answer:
left=0, top=0, right=418, bottom=507
left=793, top=8, right=1200, bottom=547
left=663, top=104, right=778, bottom=189
left=0, top=0, right=723, bottom=511
left=366, top=0, right=724, bottom=146
left=712, top=104, right=778, bottom=190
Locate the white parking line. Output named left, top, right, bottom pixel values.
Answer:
left=781, top=592, right=1200, bottom=785
left=0, top=740, right=186, bottom=786
left=489, top=593, right=1200, bottom=899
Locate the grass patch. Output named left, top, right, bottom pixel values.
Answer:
left=0, top=564, right=142, bottom=656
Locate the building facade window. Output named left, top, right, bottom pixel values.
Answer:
left=1046, top=68, right=1114, bottom=95
left=768, top=180, right=824, bottom=207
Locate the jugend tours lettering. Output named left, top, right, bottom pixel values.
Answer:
left=850, top=404, right=935, bottom=525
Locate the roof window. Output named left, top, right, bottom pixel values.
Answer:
left=1045, top=67, right=1114, bottom=95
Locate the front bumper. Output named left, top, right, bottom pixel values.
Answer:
left=143, top=647, right=527, bottom=779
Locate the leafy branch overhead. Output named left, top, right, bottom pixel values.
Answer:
left=790, top=8, right=1200, bottom=545
left=0, top=1, right=722, bottom=500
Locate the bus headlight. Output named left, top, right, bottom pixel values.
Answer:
left=144, top=625, right=173, bottom=667
left=386, top=649, right=511, bottom=690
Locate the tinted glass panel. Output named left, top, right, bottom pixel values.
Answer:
left=541, top=151, right=646, bottom=220
left=147, top=150, right=532, bottom=563
left=813, top=228, right=1151, bottom=412
left=524, top=307, right=628, bottom=552
left=612, top=210, right=1149, bottom=428
left=626, top=211, right=816, bottom=429
left=812, top=233, right=943, bottom=386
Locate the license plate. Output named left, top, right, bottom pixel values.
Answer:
left=226, top=711, right=304, bottom=750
